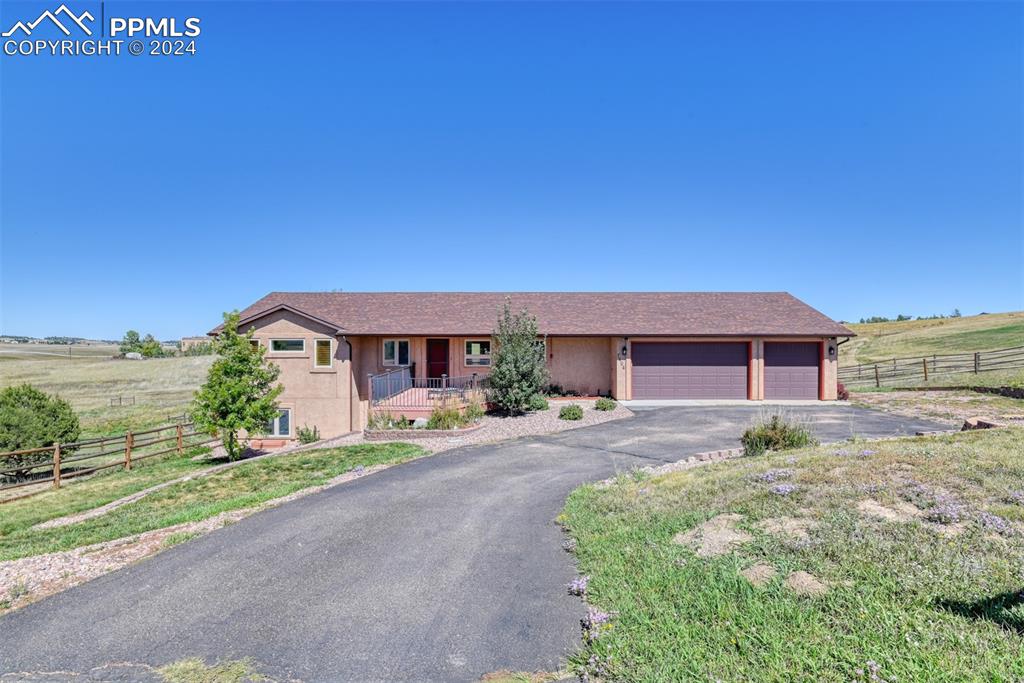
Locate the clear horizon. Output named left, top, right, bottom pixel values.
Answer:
left=2, top=1, right=1022, bottom=339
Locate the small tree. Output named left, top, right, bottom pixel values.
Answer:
left=119, top=330, right=142, bottom=354
left=488, top=299, right=549, bottom=414
left=190, top=312, right=283, bottom=460
left=140, top=334, right=166, bottom=358
left=0, top=385, right=80, bottom=479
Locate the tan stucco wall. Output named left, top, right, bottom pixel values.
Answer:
left=242, top=321, right=843, bottom=440
left=547, top=337, right=611, bottom=396
left=245, top=311, right=353, bottom=439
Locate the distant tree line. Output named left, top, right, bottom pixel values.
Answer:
left=858, top=309, right=961, bottom=324
left=119, top=330, right=171, bottom=358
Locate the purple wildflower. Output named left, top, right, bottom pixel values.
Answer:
left=834, top=449, right=850, bottom=457
left=770, top=483, right=798, bottom=496
left=580, top=607, right=613, bottom=642
left=1004, top=491, right=1024, bottom=506
left=752, top=468, right=794, bottom=483
left=926, top=502, right=966, bottom=525
left=857, top=449, right=877, bottom=458
left=978, top=511, right=1018, bottom=536
left=567, top=575, right=590, bottom=596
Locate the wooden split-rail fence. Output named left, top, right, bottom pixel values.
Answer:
left=839, top=345, right=1024, bottom=389
left=0, top=421, right=219, bottom=500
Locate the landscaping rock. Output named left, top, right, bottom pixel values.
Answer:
left=413, top=418, right=429, bottom=429
left=962, top=417, right=1005, bottom=431
left=672, top=513, right=751, bottom=557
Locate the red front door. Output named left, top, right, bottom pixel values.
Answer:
left=426, top=339, right=449, bottom=379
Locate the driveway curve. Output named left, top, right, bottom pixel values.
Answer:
left=0, top=406, right=945, bottom=682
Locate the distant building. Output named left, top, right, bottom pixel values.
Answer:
left=179, top=336, right=212, bottom=352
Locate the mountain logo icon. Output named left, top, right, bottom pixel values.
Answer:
left=2, top=4, right=95, bottom=37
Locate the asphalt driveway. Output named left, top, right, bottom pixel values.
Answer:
left=0, top=406, right=945, bottom=682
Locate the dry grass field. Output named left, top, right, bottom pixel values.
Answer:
left=841, top=311, right=1024, bottom=365
left=0, top=344, right=213, bottom=437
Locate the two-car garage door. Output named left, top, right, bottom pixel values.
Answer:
left=631, top=341, right=820, bottom=399
left=631, top=342, right=748, bottom=399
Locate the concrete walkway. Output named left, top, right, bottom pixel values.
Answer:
left=0, top=406, right=946, bottom=682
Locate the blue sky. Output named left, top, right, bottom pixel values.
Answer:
left=1, top=1, right=1021, bottom=339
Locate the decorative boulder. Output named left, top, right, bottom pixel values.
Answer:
left=412, top=418, right=429, bottom=429
left=125, top=352, right=143, bottom=360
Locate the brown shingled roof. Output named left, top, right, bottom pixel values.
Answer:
left=218, top=292, right=853, bottom=338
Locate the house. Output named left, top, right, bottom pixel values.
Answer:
left=213, top=292, right=854, bottom=440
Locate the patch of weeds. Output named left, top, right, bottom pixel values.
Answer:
left=162, top=531, right=201, bottom=549
left=157, top=657, right=268, bottom=683
left=8, top=579, right=29, bottom=601
left=926, top=502, right=967, bottom=524
left=740, top=413, right=816, bottom=456
left=594, top=397, right=616, bottom=411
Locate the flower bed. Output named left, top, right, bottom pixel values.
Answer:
left=364, top=422, right=485, bottom=441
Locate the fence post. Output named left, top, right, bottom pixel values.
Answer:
left=922, top=357, right=928, bottom=382
left=176, top=423, right=184, bottom=455
left=472, top=372, right=478, bottom=389
left=974, top=352, right=980, bottom=374
left=874, top=365, right=880, bottom=388
left=52, top=443, right=61, bottom=489
left=368, top=373, right=374, bottom=403
left=125, top=431, right=134, bottom=471
left=442, top=373, right=448, bottom=390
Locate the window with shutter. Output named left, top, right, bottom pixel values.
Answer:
left=315, top=339, right=332, bottom=368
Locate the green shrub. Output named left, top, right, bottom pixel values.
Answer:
left=464, top=398, right=486, bottom=423
left=0, top=384, right=80, bottom=480
left=528, top=394, right=549, bottom=411
left=559, top=403, right=584, bottom=421
left=488, top=300, right=550, bottom=414
left=427, top=406, right=464, bottom=430
left=296, top=424, right=320, bottom=444
left=594, top=397, right=616, bottom=411
left=740, top=414, right=817, bottom=457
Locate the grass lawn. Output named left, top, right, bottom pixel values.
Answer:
left=0, top=442, right=423, bottom=561
left=561, top=428, right=1024, bottom=681
left=0, top=350, right=214, bottom=437
left=851, top=367, right=1024, bottom=392
left=841, top=311, right=1023, bottom=366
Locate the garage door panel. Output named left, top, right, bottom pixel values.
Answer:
left=632, top=342, right=748, bottom=399
left=764, top=342, right=819, bottom=399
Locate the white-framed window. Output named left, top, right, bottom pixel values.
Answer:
left=270, top=339, right=305, bottom=352
left=383, top=339, right=410, bottom=366
left=464, top=339, right=491, bottom=366
left=265, top=408, right=291, bottom=437
left=314, top=339, right=333, bottom=368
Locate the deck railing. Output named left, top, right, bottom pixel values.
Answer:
left=369, top=370, right=488, bottom=412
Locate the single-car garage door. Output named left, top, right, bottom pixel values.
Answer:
left=632, top=342, right=748, bottom=399
left=764, top=342, right=820, bottom=399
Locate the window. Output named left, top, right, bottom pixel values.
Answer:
left=314, top=339, right=332, bottom=368
left=249, top=339, right=260, bottom=351
left=270, top=339, right=304, bottom=352
left=264, top=408, right=291, bottom=437
left=383, top=339, right=410, bottom=366
left=465, top=339, right=491, bottom=366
